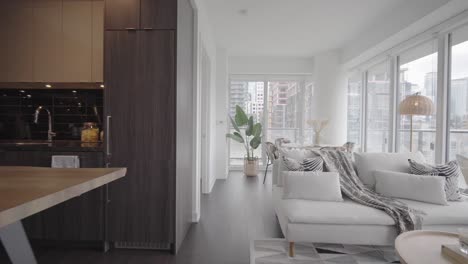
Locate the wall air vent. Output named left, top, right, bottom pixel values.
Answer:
left=114, top=241, right=171, bottom=250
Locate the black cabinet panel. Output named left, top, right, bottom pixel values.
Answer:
left=105, top=31, right=175, bottom=243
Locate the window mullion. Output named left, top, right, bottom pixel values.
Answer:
left=435, top=34, right=450, bottom=163
left=389, top=56, right=397, bottom=153
left=362, top=71, right=368, bottom=152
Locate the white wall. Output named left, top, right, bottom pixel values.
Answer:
left=191, top=0, right=218, bottom=223
left=229, top=56, right=314, bottom=75
left=176, top=0, right=194, bottom=252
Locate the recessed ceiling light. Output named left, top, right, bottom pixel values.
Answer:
left=72, top=90, right=77, bottom=93
left=100, top=84, right=105, bottom=88
left=45, top=84, right=52, bottom=88
left=238, top=9, right=248, bottom=16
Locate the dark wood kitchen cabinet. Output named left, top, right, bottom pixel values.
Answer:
left=0, top=150, right=106, bottom=242
left=105, top=30, right=176, bottom=246
left=105, top=0, right=176, bottom=30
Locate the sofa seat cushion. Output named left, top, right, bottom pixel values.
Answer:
left=279, top=197, right=395, bottom=226
left=399, top=199, right=468, bottom=225
left=274, top=186, right=468, bottom=227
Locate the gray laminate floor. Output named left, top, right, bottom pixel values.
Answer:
left=1, top=171, right=282, bottom=264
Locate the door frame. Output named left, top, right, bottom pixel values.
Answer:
left=200, top=43, right=212, bottom=195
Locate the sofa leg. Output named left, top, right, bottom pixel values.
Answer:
left=289, top=242, right=295, bottom=258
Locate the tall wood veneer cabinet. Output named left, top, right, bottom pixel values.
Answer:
left=104, top=30, right=176, bottom=247
left=105, top=0, right=176, bottom=30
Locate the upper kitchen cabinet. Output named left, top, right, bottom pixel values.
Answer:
left=0, top=1, right=34, bottom=82
left=63, top=0, right=93, bottom=82
left=92, top=0, right=104, bottom=82
left=105, top=0, right=176, bottom=30
left=104, top=0, right=140, bottom=30
left=32, top=0, right=64, bottom=82
left=0, top=0, right=104, bottom=84
left=140, top=0, right=177, bottom=30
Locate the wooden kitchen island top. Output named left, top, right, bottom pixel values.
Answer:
left=0, top=166, right=126, bottom=229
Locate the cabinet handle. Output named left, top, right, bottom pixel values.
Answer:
left=125, top=28, right=136, bottom=31
left=106, top=115, right=112, bottom=156
left=143, top=27, right=153, bottom=30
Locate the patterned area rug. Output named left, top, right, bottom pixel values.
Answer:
left=250, top=239, right=401, bottom=264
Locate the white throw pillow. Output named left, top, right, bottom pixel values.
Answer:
left=354, top=152, right=426, bottom=190
left=282, top=171, right=343, bottom=202
left=374, top=170, right=448, bottom=205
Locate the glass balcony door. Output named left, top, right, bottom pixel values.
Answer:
left=448, top=25, right=468, bottom=161
left=397, top=40, right=438, bottom=162
left=365, top=61, right=391, bottom=152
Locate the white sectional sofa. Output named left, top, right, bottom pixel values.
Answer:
left=272, top=148, right=468, bottom=257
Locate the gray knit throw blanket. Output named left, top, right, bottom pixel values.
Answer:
left=312, top=149, right=424, bottom=234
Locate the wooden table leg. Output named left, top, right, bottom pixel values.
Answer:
left=289, top=242, right=295, bottom=258
left=0, top=221, right=37, bottom=264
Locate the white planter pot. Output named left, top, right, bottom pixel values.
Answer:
left=244, top=158, right=259, bottom=177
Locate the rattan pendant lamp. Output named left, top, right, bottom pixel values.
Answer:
left=399, top=92, right=434, bottom=152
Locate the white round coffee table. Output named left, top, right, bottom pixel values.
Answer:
left=395, top=230, right=459, bottom=264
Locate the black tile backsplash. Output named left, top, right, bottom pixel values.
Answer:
left=0, top=89, right=104, bottom=140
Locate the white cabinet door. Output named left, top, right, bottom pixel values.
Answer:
left=63, top=0, right=93, bottom=82
left=92, top=0, right=104, bottom=83
left=32, top=0, right=64, bottom=82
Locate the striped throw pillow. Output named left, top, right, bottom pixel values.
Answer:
left=408, top=159, right=463, bottom=201
left=282, top=156, right=323, bottom=172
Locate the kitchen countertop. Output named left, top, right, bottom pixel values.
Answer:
left=0, top=140, right=104, bottom=152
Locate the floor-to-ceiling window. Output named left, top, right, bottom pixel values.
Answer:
left=449, top=25, right=468, bottom=160
left=346, top=19, right=468, bottom=164
left=347, top=73, right=362, bottom=147
left=228, top=75, right=312, bottom=168
left=266, top=81, right=300, bottom=144
left=397, top=40, right=438, bottom=162
left=366, top=61, right=391, bottom=152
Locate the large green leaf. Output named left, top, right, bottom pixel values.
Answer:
left=245, top=116, right=254, bottom=136
left=226, top=133, right=244, bottom=143
left=229, top=115, right=240, bottom=133
left=235, top=105, right=248, bottom=127
left=252, top=123, right=262, bottom=137
left=250, top=136, right=262, bottom=149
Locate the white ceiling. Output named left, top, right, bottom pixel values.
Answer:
left=203, top=0, right=450, bottom=57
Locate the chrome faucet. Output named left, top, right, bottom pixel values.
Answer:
left=34, top=106, right=56, bottom=142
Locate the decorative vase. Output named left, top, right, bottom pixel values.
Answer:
left=244, top=157, right=259, bottom=177
left=314, top=132, right=321, bottom=146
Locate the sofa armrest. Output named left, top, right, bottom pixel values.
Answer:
left=461, top=167, right=468, bottom=190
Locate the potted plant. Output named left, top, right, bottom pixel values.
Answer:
left=226, top=105, right=262, bottom=176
